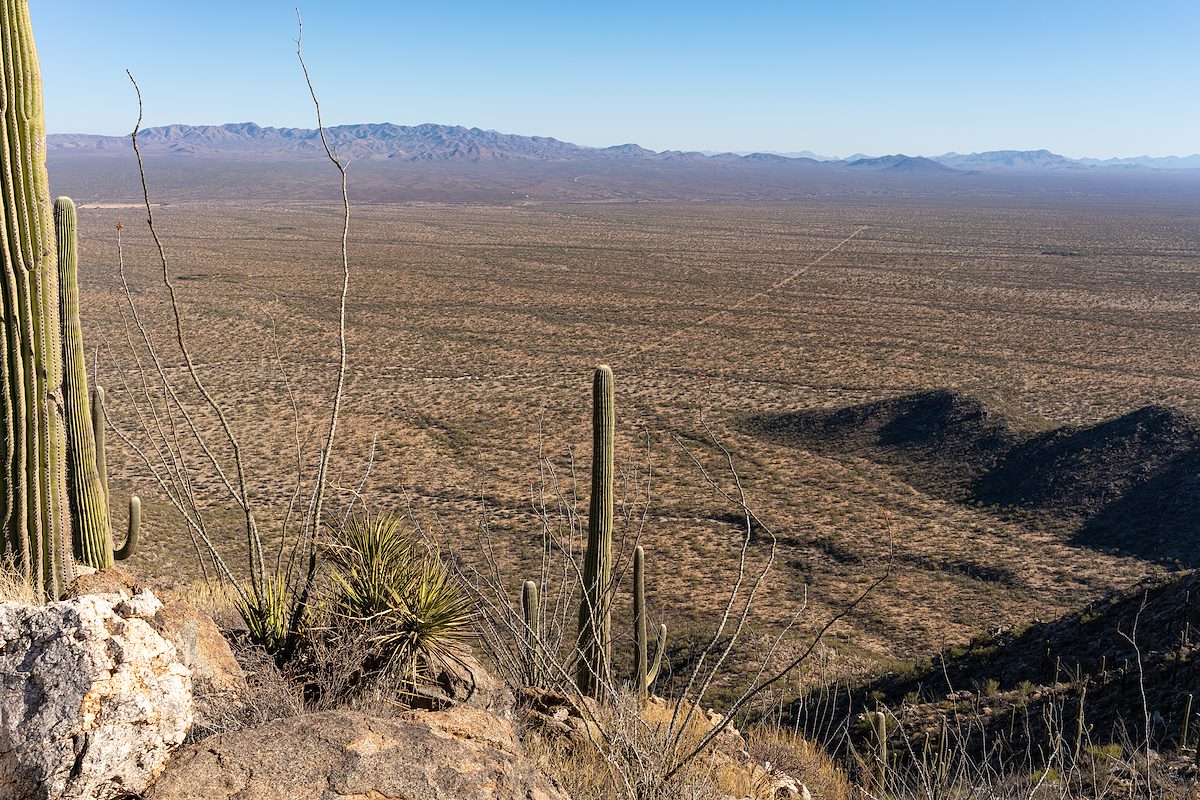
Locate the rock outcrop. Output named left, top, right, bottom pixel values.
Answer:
left=147, top=707, right=570, bottom=800
left=65, top=567, right=248, bottom=728
left=0, top=590, right=193, bottom=800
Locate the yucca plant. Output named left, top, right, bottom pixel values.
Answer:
left=234, top=575, right=291, bottom=655
left=324, top=513, right=473, bottom=690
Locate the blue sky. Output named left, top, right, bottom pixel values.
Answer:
left=29, top=1, right=1200, bottom=158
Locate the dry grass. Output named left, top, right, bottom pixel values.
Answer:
left=521, top=692, right=846, bottom=800
left=173, top=578, right=243, bottom=630
left=0, top=567, right=40, bottom=604
left=744, top=726, right=851, bottom=800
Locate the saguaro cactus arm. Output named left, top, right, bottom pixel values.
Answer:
left=89, top=385, right=140, bottom=561
left=114, top=496, right=140, bottom=562
left=633, top=545, right=668, bottom=696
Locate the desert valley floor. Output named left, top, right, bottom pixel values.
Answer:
left=56, top=173, right=1200, bottom=695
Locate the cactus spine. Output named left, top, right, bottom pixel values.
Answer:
left=0, top=0, right=73, bottom=599
left=632, top=544, right=666, bottom=697
left=577, top=365, right=614, bottom=700
left=55, top=201, right=139, bottom=568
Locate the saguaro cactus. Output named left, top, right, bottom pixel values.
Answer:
left=0, top=1, right=73, bottom=599
left=577, top=365, right=614, bottom=700
left=521, top=579, right=540, bottom=682
left=56, top=197, right=139, bottom=567
left=632, top=545, right=667, bottom=698
left=522, top=579, right=540, bottom=646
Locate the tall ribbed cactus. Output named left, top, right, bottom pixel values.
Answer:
left=1, top=0, right=73, bottom=599
left=577, top=365, right=614, bottom=700
left=56, top=197, right=139, bottom=567
left=522, top=579, right=540, bottom=647
left=521, top=579, right=540, bottom=683
left=632, top=544, right=666, bottom=698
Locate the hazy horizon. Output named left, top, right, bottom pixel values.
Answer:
left=44, top=120, right=1200, bottom=164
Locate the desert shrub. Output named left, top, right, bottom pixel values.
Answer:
left=188, top=638, right=306, bottom=742
left=744, top=726, right=851, bottom=800
left=326, top=513, right=472, bottom=669
left=1085, top=742, right=1123, bottom=763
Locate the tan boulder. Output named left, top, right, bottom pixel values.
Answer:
left=147, top=591, right=246, bottom=695
left=146, top=709, right=571, bottom=800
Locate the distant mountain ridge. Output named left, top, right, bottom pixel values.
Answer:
left=931, top=149, right=1080, bottom=170
left=50, top=122, right=598, bottom=162
left=50, top=122, right=727, bottom=164
left=46, top=123, right=1200, bottom=170
left=847, top=154, right=957, bottom=172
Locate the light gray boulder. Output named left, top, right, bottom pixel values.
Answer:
left=0, top=590, right=193, bottom=800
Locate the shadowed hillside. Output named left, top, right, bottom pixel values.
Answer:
left=786, top=569, right=1200, bottom=783
left=744, top=391, right=1200, bottom=565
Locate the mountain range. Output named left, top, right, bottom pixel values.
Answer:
left=46, top=122, right=1200, bottom=171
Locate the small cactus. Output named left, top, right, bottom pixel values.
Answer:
left=874, top=711, right=889, bottom=792
left=632, top=545, right=666, bottom=697
left=522, top=579, right=539, bottom=655
left=577, top=365, right=614, bottom=700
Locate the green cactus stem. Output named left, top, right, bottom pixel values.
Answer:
left=88, top=385, right=139, bottom=561
left=1, top=0, right=73, bottom=599
left=56, top=198, right=140, bottom=567
left=115, top=496, right=140, bottom=561
left=632, top=545, right=666, bottom=698
left=577, top=365, right=614, bottom=700
left=92, top=386, right=107, bottom=502
left=521, top=578, right=540, bottom=681
left=873, top=711, right=889, bottom=792
left=56, top=196, right=115, bottom=569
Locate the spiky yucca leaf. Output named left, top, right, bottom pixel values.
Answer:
left=235, top=576, right=290, bottom=654
left=326, top=513, right=417, bottom=618
left=327, top=514, right=473, bottom=679
left=370, top=550, right=474, bottom=662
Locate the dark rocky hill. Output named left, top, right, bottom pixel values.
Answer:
left=745, top=391, right=1200, bottom=565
